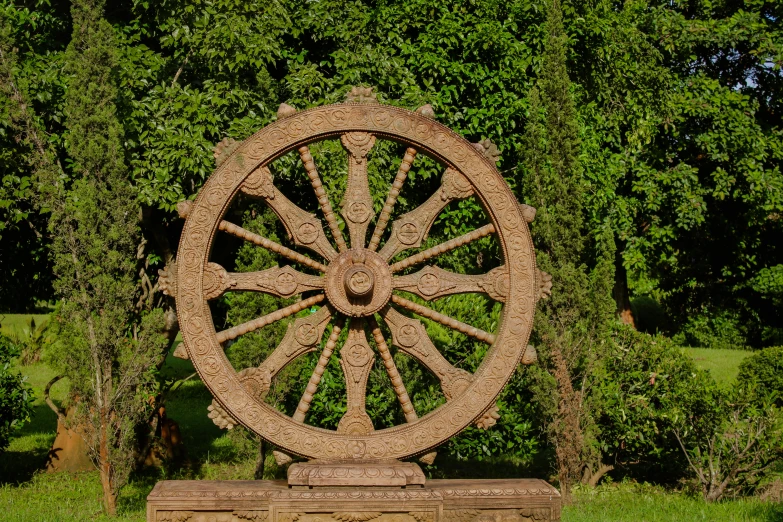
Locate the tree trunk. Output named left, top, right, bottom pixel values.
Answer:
left=44, top=378, right=95, bottom=473
left=99, top=409, right=117, bottom=515
left=551, top=344, right=583, bottom=501
left=587, top=463, right=614, bottom=488
left=254, top=437, right=266, bottom=480
left=705, top=486, right=724, bottom=503
left=613, top=241, right=636, bottom=328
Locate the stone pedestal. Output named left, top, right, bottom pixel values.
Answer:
left=146, top=478, right=561, bottom=521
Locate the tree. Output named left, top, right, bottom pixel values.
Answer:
left=0, top=6, right=63, bottom=311
left=588, top=1, right=783, bottom=346
left=521, top=0, right=616, bottom=498
left=36, top=0, right=167, bottom=514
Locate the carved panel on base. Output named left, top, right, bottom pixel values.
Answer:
left=287, top=459, right=426, bottom=487
left=147, top=480, right=560, bottom=522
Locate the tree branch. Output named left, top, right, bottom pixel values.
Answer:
left=44, top=375, right=67, bottom=424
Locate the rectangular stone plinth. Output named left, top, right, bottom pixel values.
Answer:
left=147, top=478, right=561, bottom=521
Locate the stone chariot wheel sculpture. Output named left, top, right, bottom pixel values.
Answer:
left=172, top=88, right=543, bottom=467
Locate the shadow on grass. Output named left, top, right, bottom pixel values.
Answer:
left=165, top=379, right=223, bottom=460
left=118, top=470, right=161, bottom=515
left=424, top=450, right=553, bottom=481
left=1, top=402, right=59, bottom=485
left=758, top=503, right=783, bottom=522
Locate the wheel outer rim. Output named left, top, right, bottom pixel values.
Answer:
left=176, top=103, right=536, bottom=460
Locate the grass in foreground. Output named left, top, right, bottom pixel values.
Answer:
left=1, top=362, right=67, bottom=483
left=567, top=482, right=783, bottom=522
left=2, top=473, right=782, bottom=522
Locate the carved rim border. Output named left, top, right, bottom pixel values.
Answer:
left=176, top=103, right=536, bottom=460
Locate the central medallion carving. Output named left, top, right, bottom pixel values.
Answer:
left=345, top=265, right=374, bottom=298
left=325, top=249, right=392, bottom=317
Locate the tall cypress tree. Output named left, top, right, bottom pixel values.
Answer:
left=38, top=0, right=167, bottom=513
left=522, top=0, right=615, bottom=498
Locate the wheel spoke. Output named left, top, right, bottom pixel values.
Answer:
left=297, top=145, right=348, bottom=252
left=209, top=306, right=333, bottom=430
left=337, top=319, right=375, bottom=435
left=292, top=317, right=345, bottom=423
left=393, top=265, right=508, bottom=302
left=255, top=304, right=333, bottom=385
left=245, top=266, right=323, bottom=298
left=367, top=316, right=417, bottom=423
left=378, top=167, right=474, bottom=261
left=215, top=294, right=325, bottom=344
left=201, top=263, right=324, bottom=300
left=367, top=147, right=417, bottom=252
left=389, top=224, right=495, bottom=274
left=219, top=220, right=327, bottom=272
left=241, top=167, right=338, bottom=261
left=390, top=294, right=495, bottom=344
left=340, top=132, right=376, bottom=248
left=379, top=306, right=475, bottom=401
left=380, top=306, right=501, bottom=430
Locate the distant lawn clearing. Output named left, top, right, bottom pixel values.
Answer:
left=683, top=347, right=752, bottom=386
left=0, top=313, right=50, bottom=337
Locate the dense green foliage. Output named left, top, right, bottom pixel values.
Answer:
left=0, top=333, right=34, bottom=452
left=593, top=326, right=716, bottom=480
left=737, top=346, right=783, bottom=406
left=1, top=0, right=781, bottom=346
left=519, top=0, right=616, bottom=495
left=593, top=326, right=783, bottom=500
left=674, top=384, right=782, bottom=501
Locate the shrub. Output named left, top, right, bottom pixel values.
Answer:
left=592, top=324, right=720, bottom=482
left=7, top=316, right=51, bottom=365
left=737, top=347, right=783, bottom=407
left=0, top=333, right=35, bottom=452
left=673, top=386, right=783, bottom=502
left=631, top=295, right=666, bottom=334
left=672, top=307, right=749, bottom=350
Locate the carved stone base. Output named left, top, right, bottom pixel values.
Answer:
left=147, top=479, right=561, bottom=521
left=287, top=459, right=426, bottom=487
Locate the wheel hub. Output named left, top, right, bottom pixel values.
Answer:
left=344, top=264, right=374, bottom=297
left=325, top=249, right=392, bottom=317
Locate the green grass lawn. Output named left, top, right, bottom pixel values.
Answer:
left=567, top=483, right=782, bottom=522
left=3, top=473, right=782, bottom=522
left=1, top=342, right=278, bottom=520
left=0, top=313, right=50, bottom=336
left=1, top=315, right=778, bottom=520
left=683, top=347, right=752, bottom=386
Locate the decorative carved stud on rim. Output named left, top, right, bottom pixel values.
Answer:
left=174, top=88, right=538, bottom=462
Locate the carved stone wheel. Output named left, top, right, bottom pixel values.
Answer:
left=175, top=92, right=538, bottom=461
